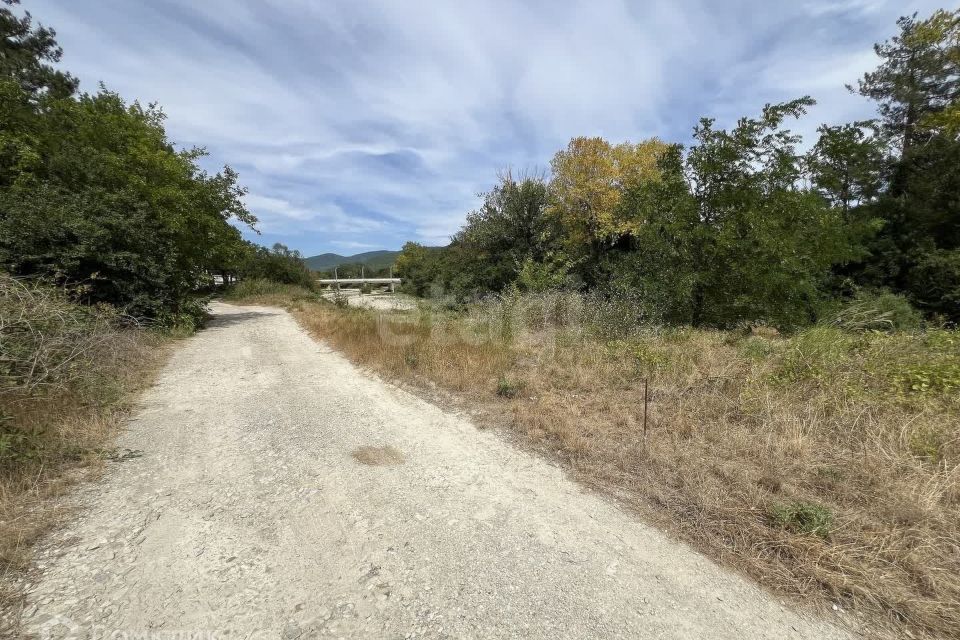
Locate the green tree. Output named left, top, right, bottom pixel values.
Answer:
left=237, top=242, right=315, bottom=288
left=0, top=86, right=255, bottom=318
left=395, top=242, right=443, bottom=297
left=604, top=145, right=701, bottom=323
left=683, top=99, right=856, bottom=326
left=807, top=122, right=888, bottom=215
left=454, top=171, right=557, bottom=292
left=852, top=9, right=959, bottom=157
left=0, top=0, right=77, bottom=100
left=850, top=9, right=960, bottom=320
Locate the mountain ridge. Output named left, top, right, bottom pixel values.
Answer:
left=303, top=250, right=400, bottom=271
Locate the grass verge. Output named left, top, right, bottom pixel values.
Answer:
left=232, top=289, right=960, bottom=639
left=0, top=275, right=175, bottom=634
left=221, top=278, right=320, bottom=308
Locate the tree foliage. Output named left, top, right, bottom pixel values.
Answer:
left=853, top=9, right=959, bottom=155
left=548, top=137, right=669, bottom=270
left=807, top=122, right=888, bottom=214
left=396, top=8, right=960, bottom=328
left=850, top=8, right=960, bottom=320
left=0, top=1, right=278, bottom=322
left=0, top=0, right=76, bottom=100
left=237, top=243, right=315, bottom=288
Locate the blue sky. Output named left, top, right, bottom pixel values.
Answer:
left=29, top=0, right=944, bottom=257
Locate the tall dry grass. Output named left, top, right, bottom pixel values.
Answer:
left=279, top=290, right=959, bottom=640
left=0, top=275, right=169, bottom=631
left=222, top=278, right=319, bottom=308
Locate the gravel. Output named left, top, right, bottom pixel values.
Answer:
left=21, top=302, right=854, bottom=639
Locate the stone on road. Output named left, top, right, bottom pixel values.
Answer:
left=22, top=303, right=852, bottom=639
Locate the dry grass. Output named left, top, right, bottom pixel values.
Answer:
left=0, top=276, right=172, bottom=633
left=265, top=291, right=960, bottom=640
left=221, top=278, right=319, bottom=309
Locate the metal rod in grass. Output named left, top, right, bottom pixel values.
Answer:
left=643, top=377, right=649, bottom=450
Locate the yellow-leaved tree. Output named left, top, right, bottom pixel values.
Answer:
left=548, top=137, right=669, bottom=262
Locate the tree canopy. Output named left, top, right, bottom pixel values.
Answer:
left=398, top=7, right=960, bottom=327
left=0, top=0, right=301, bottom=322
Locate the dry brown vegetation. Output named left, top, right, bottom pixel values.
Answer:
left=0, top=276, right=171, bottom=632
left=261, top=290, right=960, bottom=640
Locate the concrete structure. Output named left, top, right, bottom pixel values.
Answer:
left=317, top=277, right=401, bottom=293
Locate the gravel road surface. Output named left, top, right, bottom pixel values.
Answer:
left=22, top=303, right=853, bottom=639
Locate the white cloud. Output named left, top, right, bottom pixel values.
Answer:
left=29, top=0, right=948, bottom=254
left=243, top=193, right=383, bottom=235
left=331, top=241, right=379, bottom=250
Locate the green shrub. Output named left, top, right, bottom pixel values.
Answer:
left=770, top=501, right=833, bottom=538
left=827, top=291, right=922, bottom=332
left=516, top=257, right=569, bottom=293
left=898, top=361, right=960, bottom=395
left=631, top=342, right=669, bottom=372
left=0, top=410, right=44, bottom=464
left=155, top=295, right=210, bottom=332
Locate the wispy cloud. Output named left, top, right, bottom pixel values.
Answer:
left=331, top=241, right=380, bottom=251
left=30, top=0, right=943, bottom=255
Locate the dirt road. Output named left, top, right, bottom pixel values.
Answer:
left=22, top=303, right=853, bottom=639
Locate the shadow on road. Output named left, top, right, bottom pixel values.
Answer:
left=206, top=309, right=267, bottom=329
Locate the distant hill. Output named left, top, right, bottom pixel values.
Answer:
left=304, top=250, right=400, bottom=272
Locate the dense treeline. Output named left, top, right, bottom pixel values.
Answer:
left=398, top=9, right=960, bottom=327
left=236, top=242, right=315, bottom=289
left=0, top=0, right=308, bottom=324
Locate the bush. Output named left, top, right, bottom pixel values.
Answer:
left=827, top=290, right=923, bottom=332
left=0, top=276, right=126, bottom=394
left=907, top=248, right=960, bottom=323
left=155, top=296, right=211, bottom=333
left=0, top=274, right=147, bottom=464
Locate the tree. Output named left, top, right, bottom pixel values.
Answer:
left=852, top=9, right=959, bottom=157
left=453, top=171, right=556, bottom=292
left=395, top=242, right=443, bottom=297
left=849, top=9, right=960, bottom=321
left=807, top=122, right=888, bottom=215
left=0, top=0, right=77, bottom=100
left=0, top=87, right=255, bottom=319
left=683, top=98, right=857, bottom=326
left=237, top=242, right=314, bottom=288
left=605, top=145, right=701, bottom=323
left=548, top=137, right=668, bottom=272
